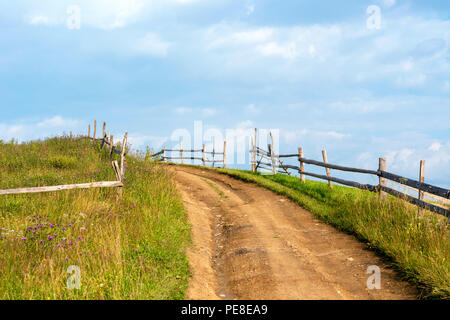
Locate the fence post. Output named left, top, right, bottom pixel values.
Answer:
left=252, top=128, right=258, bottom=172
left=298, top=147, right=305, bottom=183
left=112, top=160, right=121, bottom=182
left=120, top=132, right=127, bottom=181
left=322, top=150, right=333, bottom=189
left=223, top=140, right=227, bottom=169
left=109, top=134, right=114, bottom=157
left=202, top=144, right=205, bottom=167
left=163, top=146, right=167, bottom=162
left=378, top=158, right=387, bottom=200
left=101, top=122, right=106, bottom=148
left=418, top=160, right=425, bottom=216
left=212, top=138, right=215, bottom=168
left=70, top=131, right=72, bottom=139
left=180, top=141, right=183, bottom=164
left=270, top=132, right=276, bottom=175
left=251, top=137, right=255, bottom=172
left=93, top=119, right=97, bottom=143
left=88, top=124, right=91, bottom=139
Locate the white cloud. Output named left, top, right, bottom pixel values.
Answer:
left=429, top=142, right=442, bottom=152
left=127, top=133, right=167, bottom=149
left=174, top=107, right=193, bottom=115
left=197, top=14, right=450, bottom=91
left=135, top=33, right=170, bottom=57
left=207, top=27, right=275, bottom=49
left=37, top=116, right=79, bottom=128
left=381, top=0, right=396, bottom=8
left=22, top=0, right=206, bottom=30
left=0, top=116, right=80, bottom=142
left=236, top=120, right=253, bottom=129
left=282, top=129, right=350, bottom=144
left=27, top=15, right=51, bottom=25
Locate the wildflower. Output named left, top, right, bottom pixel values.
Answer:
left=65, top=258, right=69, bottom=262
left=21, top=237, right=27, bottom=241
left=48, top=236, right=54, bottom=241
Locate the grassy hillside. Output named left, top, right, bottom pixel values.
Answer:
left=186, top=165, right=449, bottom=299
left=0, top=137, right=190, bottom=300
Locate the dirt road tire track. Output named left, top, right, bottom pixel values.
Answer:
left=172, top=166, right=418, bottom=300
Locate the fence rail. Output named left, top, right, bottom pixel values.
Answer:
left=250, top=129, right=450, bottom=219
left=0, top=120, right=128, bottom=197
left=0, top=181, right=123, bottom=196
left=158, top=140, right=227, bottom=168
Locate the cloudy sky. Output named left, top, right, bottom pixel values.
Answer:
left=0, top=0, right=449, bottom=187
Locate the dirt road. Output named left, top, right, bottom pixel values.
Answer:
left=172, top=166, right=418, bottom=300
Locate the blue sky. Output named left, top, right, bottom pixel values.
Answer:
left=0, top=0, right=449, bottom=187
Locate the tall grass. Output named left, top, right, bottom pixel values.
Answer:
left=0, top=136, right=190, bottom=300
left=192, top=166, right=449, bottom=299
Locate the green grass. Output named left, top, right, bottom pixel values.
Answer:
left=0, top=136, right=191, bottom=300
left=179, top=164, right=449, bottom=299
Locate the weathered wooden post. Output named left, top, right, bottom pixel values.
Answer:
left=120, top=132, right=127, bottom=181
left=418, top=160, right=425, bottom=215
left=322, top=150, right=333, bottom=189
left=298, top=147, right=305, bottom=183
left=163, top=146, right=167, bottom=162
left=112, top=160, right=121, bottom=182
left=251, top=137, right=255, bottom=172
left=93, top=119, right=97, bottom=143
left=212, top=138, right=215, bottom=168
left=101, top=122, right=106, bottom=148
left=180, top=141, right=183, bottom=164
left=70, top=131, right=72, bottom=139
left=223, top=140, right=227, bottom=168
left=252, top=128, right=258, bottom=172
left=270, top=132, right=276, bottom=175
left=378, top=158, right=387, bottom=200
left=111, top=160, right=123, bottom=197
left=88, top=124, right=91, bottom=139
left=202, top=144, right=206, bottom=167
left=109, top=134, right=114, bottom=157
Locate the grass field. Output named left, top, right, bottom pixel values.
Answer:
left=185, top=165, right=449, bottom=299
left=0, top=137, right=191, bottom=300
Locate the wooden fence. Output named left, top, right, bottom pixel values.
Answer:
left=159, top=140, right=227, bottom=168
left=250, top=129, right=450, bottom=219
left=0, top=120, right=128, bottom=196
